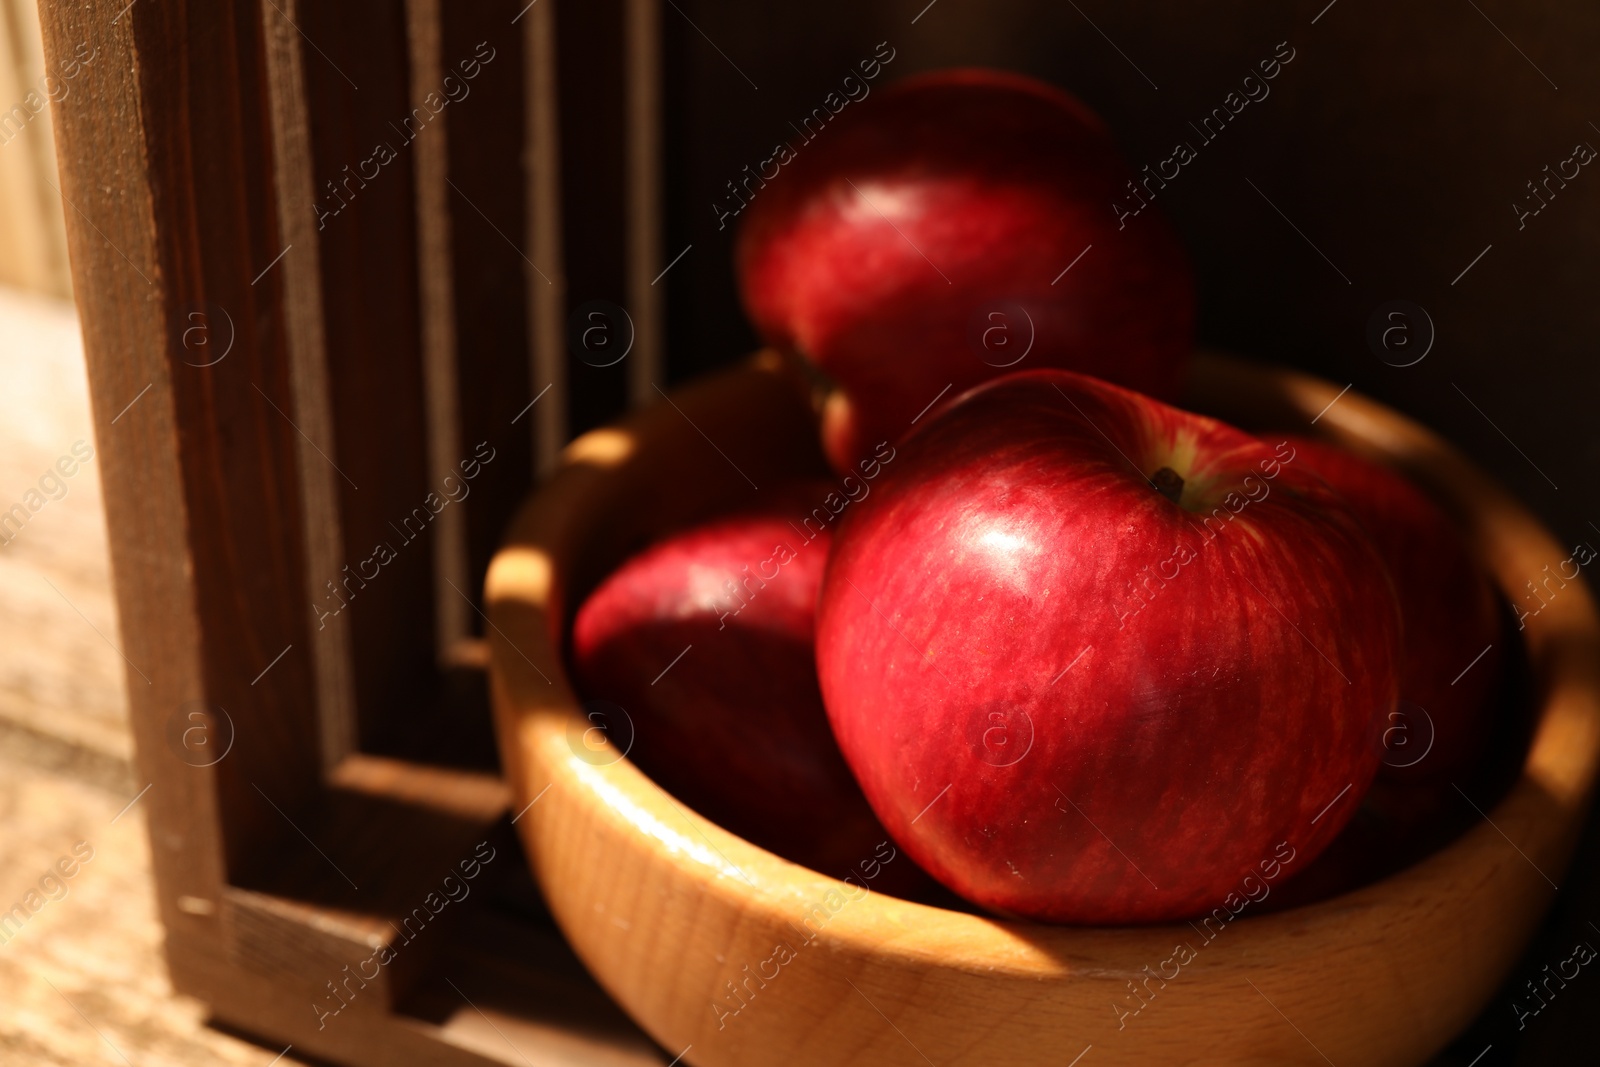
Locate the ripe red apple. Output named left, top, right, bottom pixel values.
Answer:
left=736, top=68, right=1195, bottom=473
left=570, top=485, right=912, bottom=886
left=815, top=372, right=1402, bottom=923
left=1283, top=436, right=1502, bottom=788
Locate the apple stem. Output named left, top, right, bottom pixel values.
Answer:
left=1151, top=467, right=1185, bottom=504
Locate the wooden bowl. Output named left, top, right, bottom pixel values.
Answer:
left=485, top=351, right=1600, bottom=1067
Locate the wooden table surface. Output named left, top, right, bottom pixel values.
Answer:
left=0, top=285, right=309, bottom=1066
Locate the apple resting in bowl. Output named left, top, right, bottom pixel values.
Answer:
left=571, top=483, right=921, bottom=891
left=815, top=370, right=1404, bottom=923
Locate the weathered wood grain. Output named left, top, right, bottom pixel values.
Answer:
left=0, top=754, right=310, bottom=1065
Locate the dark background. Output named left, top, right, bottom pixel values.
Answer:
left=646, top=1, right=1599, bottom=1062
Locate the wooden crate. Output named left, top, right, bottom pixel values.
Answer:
left=36, top=0, right=1600, bottom=1063
left=36, top=0, right=670, bottom=1062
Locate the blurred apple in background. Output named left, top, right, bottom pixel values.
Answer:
left=737, top=68, right=1195, bottom=473
left=570, top=484, right=916, bottom=889
left=815, top=371, right=1402, bottom=923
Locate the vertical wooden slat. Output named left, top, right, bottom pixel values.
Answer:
left=441, top=1, right=535, bottom=621
left=405, top=0, right=471, bottom=656
left=294, top=1, right=436, bottom=750
left=527, top=0, right=566, bottom=474
left=40, top=0, right=326, bottom=918
left=136, top=0, right=326, bottom=887
left=34, top=0, right=230, bottom=986
left=261, top=0, right=359, bottom=770
left=625, top=0, right=664, bottom=407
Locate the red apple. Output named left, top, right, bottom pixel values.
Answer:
left=570, top=485, right=910, bottom=886
left=1284, top=435, right=1502, bottom=787
left=736, top=68, right=1194, bottom=473
left=815, top=372, right=1402, bottom=923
